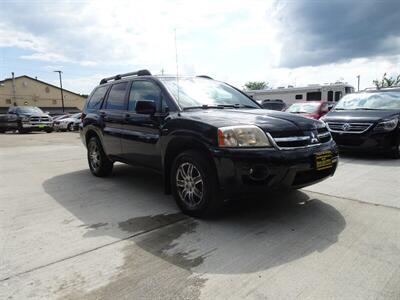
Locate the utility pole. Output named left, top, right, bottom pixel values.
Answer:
left=356, top=75, right=360, bottom=92
left=54, top=70, right=65, bottom=112
left=11, top=72, right=17, bottom=105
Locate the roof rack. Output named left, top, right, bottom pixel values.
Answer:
left=100, top=69, right=152, bottom=84
left=196, top=75, right=213, bottom=80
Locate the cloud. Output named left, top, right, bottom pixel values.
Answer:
left=277, top=0, right=400, bottom=68
left=0, top=0, right=278, bottom=73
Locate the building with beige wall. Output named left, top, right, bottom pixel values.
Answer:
left=0, top=75, right=86, bottom=114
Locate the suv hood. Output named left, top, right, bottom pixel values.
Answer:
left=180, top=109, right=324, bottom=133
left=324, top=109, right=400, bottom=123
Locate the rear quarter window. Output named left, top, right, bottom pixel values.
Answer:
left=87, top=86, right=109, bottom=109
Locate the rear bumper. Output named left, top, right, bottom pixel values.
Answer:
left=331, top=130, right=399, bottom=152
left=211, top=140, right=338, bottom=199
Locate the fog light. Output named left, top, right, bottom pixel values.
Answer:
left=249, top=164, right=269, bottom=181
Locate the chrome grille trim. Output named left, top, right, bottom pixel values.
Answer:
left=327, top=122, right=373, bottom=134
left=267, top=131, right=332, bottom=151
left=274, top=136, right=310, bottom=142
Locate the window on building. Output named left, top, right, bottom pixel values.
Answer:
left=335, top=91, right=342, bottom=102
left=327, top=91, right=333, bottom=102
left=6, top=99, right=11, bottom=104
left=45, top=86, right=50, bottom=93
left=128, top=80, right=162, bottom=112
left=105, top=82, right=128, bottom=110
left=295, top=94, right=303, bottom=100
left=345, top=87, right=353, bottom=94
left=87, top=86, right=109, bottom=109
left=306, top=92, right=322, bottom=101
left=52, top=100, right=57, bottom=104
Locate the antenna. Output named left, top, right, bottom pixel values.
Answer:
left=174, top=28, right=180, bottom=107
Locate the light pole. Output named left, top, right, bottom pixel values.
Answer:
left=356, top=75, right=360, bottom=92
left=54, top=70, right=65, bottom=113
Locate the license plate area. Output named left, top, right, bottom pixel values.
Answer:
left=315, top=151, right=333, bottom=171
left=38, top=124, right=45, bottom=128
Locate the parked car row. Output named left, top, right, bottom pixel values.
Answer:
left=261, top=88, right=400, bottom=158
left=0, top=106, right=82, bottom=134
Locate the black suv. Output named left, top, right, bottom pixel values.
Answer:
left=80, top=70, right=338, bottom=217
left=323, top=88, right=400, bottom=158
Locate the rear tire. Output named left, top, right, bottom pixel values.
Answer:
left=87, top=137, right=113, bottom=177
left=67, top=123, right=74, bottom=131
left=171, top=150, right=222, bottom=218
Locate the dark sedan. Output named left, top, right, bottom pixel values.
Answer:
left=322, top=88, right=400, bottom=158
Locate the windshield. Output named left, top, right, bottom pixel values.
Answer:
left=15, top=106, right=44, bottom=114
left=160, top=77, right=259, bottom=109
left=287, top=103, right=319, bottom=113
left=334, top=92, right=400, bottom=110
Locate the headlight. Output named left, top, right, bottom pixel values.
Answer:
left=217, top=125, right=272, bottom=148
left=374, top=118, right=398, bottom=132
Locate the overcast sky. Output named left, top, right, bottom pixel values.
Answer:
left=1, top=0, right=399, bottom=93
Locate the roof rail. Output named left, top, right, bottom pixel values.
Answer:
left=196, top=75, right=213, bottom=80
left=100, top=69, right=152, bottom=84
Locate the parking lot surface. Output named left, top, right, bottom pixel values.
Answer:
left=1, top=133, right=400, bottom=299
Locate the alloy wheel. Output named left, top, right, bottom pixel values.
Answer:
left=176, top=162, right=204, bottom=208
left=89, top=143, right=101, bottom=170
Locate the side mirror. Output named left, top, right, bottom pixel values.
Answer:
left=136, top=100, right=156, bottom=115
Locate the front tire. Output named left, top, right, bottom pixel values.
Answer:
left=87, top=137, right=113, bottom=177
left=390, top=140, right=400, bottom=159
left=171, top=150, right=221, bottom=218
left=67, top=123, right=74, bottom=131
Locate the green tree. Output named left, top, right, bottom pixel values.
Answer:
left=244, top=81, right=268, bottom=90
left=373, top=73, right=400, bottom=89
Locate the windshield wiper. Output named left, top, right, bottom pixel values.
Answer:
left=183, top=104, right=255, bottom=110
left=183, top=105, right=225, bottom=111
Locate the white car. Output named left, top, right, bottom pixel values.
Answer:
left=54, top=113, right=82, bottom=131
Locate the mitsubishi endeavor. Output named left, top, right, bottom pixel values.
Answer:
left=80, top=70, right=338, bottom=217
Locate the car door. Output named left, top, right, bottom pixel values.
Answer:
left=121, top=79, right=165, bottom=170
left=100, top=82, right=129, bottom=158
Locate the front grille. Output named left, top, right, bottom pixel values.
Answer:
left=327, top=122, right=372, bottom=133
left=29, top=116, right=50, bottom=122
left=270, top=127, right=332, bottom=149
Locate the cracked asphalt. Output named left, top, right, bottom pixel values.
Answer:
left=1, top=132, right=399, bottom=299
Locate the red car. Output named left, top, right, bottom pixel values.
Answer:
left=286, top=101, right=331, bottom=119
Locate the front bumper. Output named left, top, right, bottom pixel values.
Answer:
left=211, top=140, right=338, bottom=199
left=331, top=130, right=399, bottom=152
left=21, top=122, right=53, bottom=130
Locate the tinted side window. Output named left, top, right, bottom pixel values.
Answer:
left=105, top=82, right=128, bottom=110
left=335, top=91, right=342, bottom=101
left=87, top=86, right=108, bottom=109
left=327, top=91, right=333, bottom=102
left=306, top=92, right=322, bottom=101
left=128, top=81, right=162, bottom=112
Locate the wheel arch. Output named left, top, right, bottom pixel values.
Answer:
left=163, top=137, right=217, bottom=194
